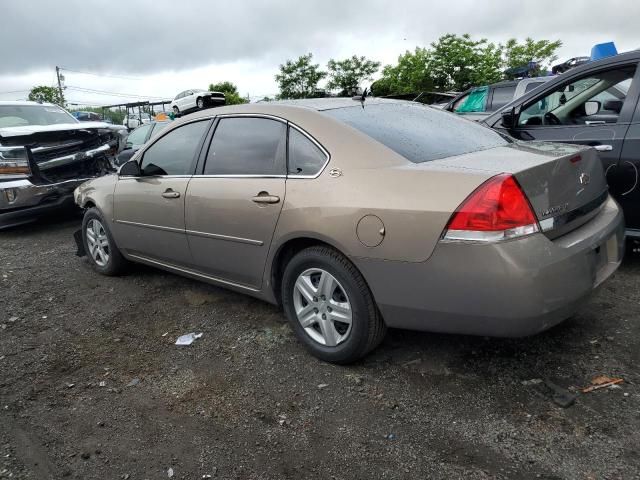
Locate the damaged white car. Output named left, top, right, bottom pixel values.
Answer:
left=0, top=101, right=125, bottom=228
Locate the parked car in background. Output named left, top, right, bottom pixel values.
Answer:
left=170, top=89, right=225, bottom=115
left=74, top=99, right=623, bottom=363
left=73, top=111, right=103, bottom=122
left=445, top=77, right=553, bottom=121
left=482, top=50, right=640, bottom=237
left=0, top=101, right=119, bottom=228
left=123, top=112, right=152, bottom=130
left=115, top=119, right=171, bottom=165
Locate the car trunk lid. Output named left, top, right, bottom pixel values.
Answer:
left=432, top=141, right=609, bottom=238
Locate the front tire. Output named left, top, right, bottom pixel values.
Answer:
left=281, top=246, right=386, bottom=364
left=172, top=106, right=179, bottom=115
left=196, top=97, right=204, bottom=109
left=82, top=208, right=127, bottom=276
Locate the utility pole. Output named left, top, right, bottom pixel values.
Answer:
left=55, top=66, right=65, bottom=106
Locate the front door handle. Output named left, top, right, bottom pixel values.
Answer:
left=593, top=144, right=613, bottom=152
left=162, top=189, right=181, bottom=199
left=252, top=191, right=280, bottom=204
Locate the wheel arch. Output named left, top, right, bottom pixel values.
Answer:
left=269, top=234, right=372, bottom=307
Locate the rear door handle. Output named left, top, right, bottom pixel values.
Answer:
left=162, top=189, right=181, bottom=199
left=593, top=144, right=613, bottom=152
left=252, top=192, right=280, bottom=204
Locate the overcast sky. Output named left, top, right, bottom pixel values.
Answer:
left=1, top=0, right=639, bottom=106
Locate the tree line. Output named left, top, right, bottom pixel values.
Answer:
left=26, top=33, right=563, bottom=111
left=275, top=34, right=562, bottom=98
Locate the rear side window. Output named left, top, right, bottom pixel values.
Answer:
left=288, top=127, right=327, bottom=176
left=490, top=85, right=516, bottom=110
left=323, top=103, right=508, bottom=163
left=140, top=120, right=209, bottom=176
left=204, top=117, right=286, bottom=175
left=524, top=81, right=544, bottom=93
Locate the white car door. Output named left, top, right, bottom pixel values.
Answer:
left=183, top=91, right=195, bottom=110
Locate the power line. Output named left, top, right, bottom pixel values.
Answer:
left=66, top=86, right=166, bottom=100
left=59, top=67, right=143, bottom=81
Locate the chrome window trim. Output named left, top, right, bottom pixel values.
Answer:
left=286, top=123, right=331, bottom=179
left=191, top=174, right=287, bottom=179
left=214, top=113, right=288, bottom=123
left=132, top=112, right=332, bottom=180
left=118, top=175, right=192, bottom=179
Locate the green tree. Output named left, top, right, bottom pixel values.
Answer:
left=371, top=47, right=434, bottom=96
left=428, top=34, right=503, bottom=91
left=372, top=34, right=562, bottom=96
left=327, top=55, right=381, bottom=95
left=208, top=81, right=248, bottom=105
left=28, top=85, right=64, bottom=106
left=275, top=53, right=327, bottom=99
left=503, top=38, right=563, bottom=76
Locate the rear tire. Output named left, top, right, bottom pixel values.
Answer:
left=281, top=246, right=386, bottom=364
left=172, top=106, right=179, bottom=115
left=82, top=208, right=128, bottom=276
left=196, top=97, right=204, bottom=109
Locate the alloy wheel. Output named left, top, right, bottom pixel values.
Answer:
left=293, top=268, right=352, bottom=346
left=197, top=98, right=204, bottom=108
left=86, top=219, right=110, bottom=267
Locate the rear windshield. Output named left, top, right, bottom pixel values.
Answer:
left=0, top=104, right=77, bottom=128
left=322, top=102, right=508, bottom=163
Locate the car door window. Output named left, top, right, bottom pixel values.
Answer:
left=489, top=85, right=516, bottom=110
left=140, top=120, right=209, bottom=176
left=288, top=127, right=328, bottom=176
left=518, top=65, right=637, bottom=127
left=203, top=117, right=286, bottom=175
left=126, top=123, right=153, bottom=146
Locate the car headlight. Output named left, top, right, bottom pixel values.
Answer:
left=0, top=146, right=30, bottom=176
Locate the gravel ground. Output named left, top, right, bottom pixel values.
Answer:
left=1, top=212, right=639, bottom=480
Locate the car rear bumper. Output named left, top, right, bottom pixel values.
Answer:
left=354, top=196, right=625, bottom=337
left=0, top=178, right=87, bottom=229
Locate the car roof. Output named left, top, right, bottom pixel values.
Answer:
left=181, top=97, right=409, bottom=122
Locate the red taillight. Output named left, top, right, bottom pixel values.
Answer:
left=443, top=174, right=539, bottom=242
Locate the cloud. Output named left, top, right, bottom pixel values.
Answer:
left=1, top=0, right=638, bottom=103
left=4, top=0, right=639, bottom=74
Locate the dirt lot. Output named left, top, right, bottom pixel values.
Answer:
left=1, top=212, right=639, bottom=480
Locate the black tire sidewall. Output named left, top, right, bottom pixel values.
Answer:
left=82, top=208, right=120, bottom=275
left=282, top=249, right=373, bottom=363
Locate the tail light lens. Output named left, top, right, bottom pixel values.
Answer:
left=443, top=173, right=539, bottom=242
left=0, top=146, right=30, bottom=176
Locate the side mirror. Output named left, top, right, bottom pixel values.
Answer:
left=119, top=159, right=141, bottom=177
left=584, top=101, right=601, bottom=116
left=501, top=108, right=516, bottom=129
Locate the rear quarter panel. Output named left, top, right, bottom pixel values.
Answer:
left=272, top=157, right=492, bottom=264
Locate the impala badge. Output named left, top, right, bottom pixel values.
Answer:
left=579, top=173, right=590, bottom=185
left=329, top=168, right=343, bottom=178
